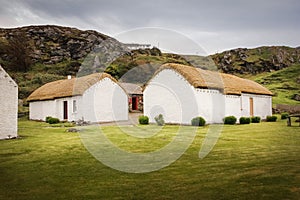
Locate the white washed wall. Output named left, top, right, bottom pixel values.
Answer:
left=54, top=96, right=82, bottom=121
left=224, top=95, right=241, bottom=119
left=81, top=78, right=128, bottom=122
left=144, top=69, right=198, bottom=124
left=241, top=93, right=272, bottom=119
left=0, top=68, right=18, bottom=139
left=29, top=100, right=56, bottom=120
left=194, top=89, right=226, bottom=123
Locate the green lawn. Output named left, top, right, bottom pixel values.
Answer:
left=1, top=118, right=300, bottom=199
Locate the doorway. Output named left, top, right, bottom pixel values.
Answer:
left=63, top=101, right=68, bottom=120
left=132, top=97, right=138, bottom=110
left=249, top=98, right=254, bottom=116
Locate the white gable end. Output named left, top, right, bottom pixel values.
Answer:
left=0, top=66, right=18, bottom=139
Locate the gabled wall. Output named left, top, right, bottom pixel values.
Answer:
left=0, top=67, right=18, bottom=139
left=81, top=77, right=128, bottom=122
left=144, top=69, right=198, bottom=124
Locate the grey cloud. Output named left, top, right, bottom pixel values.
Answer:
left=0, top=0, right=299, bottom=53
left=18, top=0, right=300, bottom=31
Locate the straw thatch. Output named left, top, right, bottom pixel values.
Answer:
left=27, top=73, right=117, bottom=102
left=156, top=63, right=273, bottom=95
left=119, top=82, right=143, bottom=95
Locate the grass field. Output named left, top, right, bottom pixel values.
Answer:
left=1, top=118, right=300, bottom=199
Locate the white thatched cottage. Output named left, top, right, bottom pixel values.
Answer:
left=0, top=65, right=18, bottom=139
left=119, top=82, right=143, bottom=112
left=27, top=73, right=128, bottom=122
left=144, top=63, right=273, bottom=124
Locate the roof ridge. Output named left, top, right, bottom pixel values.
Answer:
left=27, top=72, right=115, bottom=101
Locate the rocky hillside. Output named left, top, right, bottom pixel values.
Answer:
left=1, top=25, right=299, bottom=76
left=211, top=46, right=300, bottom=74
left=0, top=25, right=128, bottom=74
left=0, top=25, right=299, bottom=105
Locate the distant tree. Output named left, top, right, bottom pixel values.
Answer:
left=1, top=32, right=33, bottom=72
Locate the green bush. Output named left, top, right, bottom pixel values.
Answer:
left=266, top=115, right=277, bottom=122
left=191, top=116, right=206, bottom=126
left=45, top=116, right=52, bottom=123
left=281, top=113, right=289, bottom=120
left=154, top=114, right=165, bottom=126
left=223, top=116, right=237, bottom=125
left=239, top=117, right=251, bottom=124
left=46, top=116, right=60, bottom=124
left=251, top=116, right=261, bottom=123
left=139, top=115, right=149, bottom=125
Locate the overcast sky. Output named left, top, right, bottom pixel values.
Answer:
left=0, top=0, right=299, bottom=55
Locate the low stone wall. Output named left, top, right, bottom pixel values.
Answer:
left=273, top=104, right=300, bottom=114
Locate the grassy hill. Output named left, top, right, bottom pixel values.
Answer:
left=105, top=47, right=189, bottom=83
left=243, top=64, right=300, bottom=105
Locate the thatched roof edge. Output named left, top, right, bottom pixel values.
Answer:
left=148, top=63, right=273, bottom=96
left=27, top=73, right=122, bottom=102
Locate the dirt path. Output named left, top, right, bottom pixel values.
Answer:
left=98, top=112, right=141, bottom=126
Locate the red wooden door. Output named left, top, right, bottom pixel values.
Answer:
left=132, top=97, right=138, bottom=110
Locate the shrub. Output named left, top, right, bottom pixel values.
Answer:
left=154, top=114, right=165, bottom=126
left=266, top=115, right=277, bottom=122
left=223, top=116, right=237, bottom=125
left=46, top=116, right=60, bottom=124
left=45, top=116, right=52, bottom=123
left=191, top=116, right=206, bottom=126
left=139, top=115, right=149, bottom=125
left=239, top=117, right=251, bottom=124
left=281, top=113, right=289, bottom=120
left=251, top=116, right=261, bottom=123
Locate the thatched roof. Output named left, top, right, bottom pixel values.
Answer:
left=27, top=73, right=117, bottom=102
left=156, top=63, right=273, bottom=95
left=119, top=82, right=143, bottom=95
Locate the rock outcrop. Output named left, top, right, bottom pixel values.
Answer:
left=211, top=46, right=300, bottom=74
left=0, top=25, right=128, bottom=66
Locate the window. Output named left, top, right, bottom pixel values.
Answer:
left=73, top=100, right=77, bottom=113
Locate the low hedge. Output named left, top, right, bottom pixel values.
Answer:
left=281, top=113, right=289, bottom=120
left=266, top=115, right=277, bottom=122
left=45, top=116, right=60, bottom=124
left=239, top=117, right=251, bottom=124
left=251, top=116, right=261, bottom=123
left=139, top=115, right=149, bottom=125
left=191, top=116, right=206, bottom=126
left=223, top=116, right=237, bottom=125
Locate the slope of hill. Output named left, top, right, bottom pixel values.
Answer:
left=105, top=47, right=189, bottom=83
left=244, top=64, right=300, bottom=105
left=0, top=25, right=299, bottom=106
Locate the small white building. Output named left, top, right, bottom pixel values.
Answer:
left=0, top=65, right=18, bottom=139
left=144, top=63, right=273, bottom=124
left=27, top=73, right=128, bottom=122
